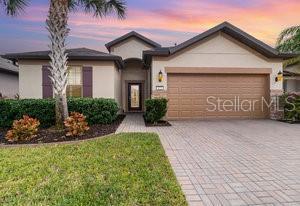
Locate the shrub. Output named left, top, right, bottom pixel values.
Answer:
left=0, top=99, right=56, bottom=128
left=144, top=98, right=168, bottom=124
left=68, top=98, right=119, bottom=125
left=64, top=112, right=89, bottom=136
left=5, top=115, right=40, bottom=142
left=280, top=93, right=300, bottom=121
left=0, top=98, right=119, bottom=128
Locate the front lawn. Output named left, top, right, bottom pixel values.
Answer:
left=0, top=133, right=187, bottom=206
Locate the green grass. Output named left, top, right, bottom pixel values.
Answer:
left=0, top=133, right=187, bottom=206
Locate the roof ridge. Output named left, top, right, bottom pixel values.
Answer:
left=105, top=31, right=161, bottom=52
left=144, top=21, right=296, bottom=60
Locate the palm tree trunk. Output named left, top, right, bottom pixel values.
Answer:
left=46, top=0, right=69, bottom=129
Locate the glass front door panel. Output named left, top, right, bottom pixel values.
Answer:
left=130, top=85, right=140, bottom=108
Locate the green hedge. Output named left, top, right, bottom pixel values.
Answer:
left=280, top=93, right=300, bottom=121
left=0, top=98, right=119, bottom=128
left=144, top=98, right=168, bottom=124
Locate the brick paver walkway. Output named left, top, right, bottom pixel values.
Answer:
left=116, top=114, right=300, bottom=206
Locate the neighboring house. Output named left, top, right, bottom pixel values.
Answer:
left=283, top=62, right=300, bottom=93
left=3, top=22, right=296, bottom=120
left=0, top=57, right=19, bottom=98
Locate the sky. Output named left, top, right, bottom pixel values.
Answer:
left=0, top=0, right=299, bottom=54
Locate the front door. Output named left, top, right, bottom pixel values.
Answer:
left=128, top=83, right=142, bottom=111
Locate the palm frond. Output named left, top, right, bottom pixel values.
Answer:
left=276, top=25, right=300, bottom=51
left=75, top=0, right=126, bottom=18
left=284, top=56, right=300, bottom=68
left=68, top=0, right=78, bottom=12
left=2, top=0, right=29, bottom=16
left=105, top=0, right=126, bottom=19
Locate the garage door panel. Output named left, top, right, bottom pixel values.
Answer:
left=168, top=111, right=179, bottom=118
left=167, top=73, right=270, bottom=119
left=168, top=87, right=180, bottom=94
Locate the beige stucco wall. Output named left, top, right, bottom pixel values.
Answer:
left=18, top=60, right=120, bottom=102
left=152, top=32, right=283, bottom=93
left=110, top=37, right=154, bottom=59
left=121, top=61, right=149, bottom=112
left=114, top=66, right=122, bottom=108
left=0, top=72, right=19, bottom=98
left=91, top=61, right=119, bottom=100
left=18, top=60, right=44, bottom=99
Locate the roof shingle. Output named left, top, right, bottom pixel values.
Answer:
left=0, top=57, right=18, bottom=74
left=2, top=48, right=124, bottom=69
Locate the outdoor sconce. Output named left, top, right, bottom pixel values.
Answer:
left=158, top=70, right=163, bottom=82
left=275, top=71, right=283, bottom=82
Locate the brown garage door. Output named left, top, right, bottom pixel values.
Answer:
left=167, top=73, right=270, bottom=119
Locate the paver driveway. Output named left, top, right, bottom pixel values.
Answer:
left=117, top=114, right=300, bottom=206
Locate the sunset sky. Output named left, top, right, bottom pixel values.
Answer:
left=0, top=0, right=299, bottom=54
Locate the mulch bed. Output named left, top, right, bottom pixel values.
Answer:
left=143, top=116, right=171, bottom=127
left=0, top=115, right=125, bottom=145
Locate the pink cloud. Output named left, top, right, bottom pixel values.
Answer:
left=12, top=0, right=300, bottom=47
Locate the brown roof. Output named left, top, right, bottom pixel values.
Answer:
left=105, top=31, right=161, bottom=52
left=143, top=22, right=297, bottom=61
left=3, top=48, right=124, bottom=69
left=0, top=57, right=18, bottom=75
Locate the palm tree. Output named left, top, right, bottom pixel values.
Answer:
left=276, top=25, right=300, bottom=66
left=2, top=0, right=126, bottom=129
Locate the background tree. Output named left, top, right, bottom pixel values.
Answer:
left=276, top=25, right=300, bottom=67
left=2, top=0, right=126, bottom=129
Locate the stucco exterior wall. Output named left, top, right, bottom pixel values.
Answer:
left=152, top=32, right=283, bottom=94
left=114, top=66, right=122, bottom=108
left=91, top=61, right=116, bottom=99
left=0, top=72, right=18, bottom=98
left=18, top=60, right=120, bottom=100
left=110, top=37, right=153, bottom=59
left=19, top=60, right=44, bottom=99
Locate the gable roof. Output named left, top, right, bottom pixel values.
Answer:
left=0, top=57, right=18, bottom=75
left=105, top=31, right=161, bottom=52
left=3, top=48, right=124, bottom=69
left=143, top=22, right=297, bottom=61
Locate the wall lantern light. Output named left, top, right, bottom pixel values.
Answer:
left=275, top=71, right=283, bottom=82
left=158, top=70, right=163, bottom=82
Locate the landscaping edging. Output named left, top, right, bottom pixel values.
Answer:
left=0, top=115, right=125, bottom=145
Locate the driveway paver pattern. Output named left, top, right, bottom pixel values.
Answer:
left=116, top=114, right=300, bottom=206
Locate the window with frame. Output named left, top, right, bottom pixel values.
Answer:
left=67, top=66, right=82, bottom=97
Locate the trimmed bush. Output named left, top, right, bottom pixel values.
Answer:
left=144, top=98, right=168, bottom=124
left=64, top=112, right=89, bottom=137
left=0, top=98, right=119, bottom=128
left=5, top=115, right=40, bottom=142
left=280, top=93, right=300, bottom=121
left=67, top=98, right=118, bottom=125
left=0, top=99, right=55, bottom=128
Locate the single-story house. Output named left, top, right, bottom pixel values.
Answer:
left=3, top=22, right=296, bottom=120
left=283, top=62, right=300, bottom=93
left=0, top=57, right=19, bottom=98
